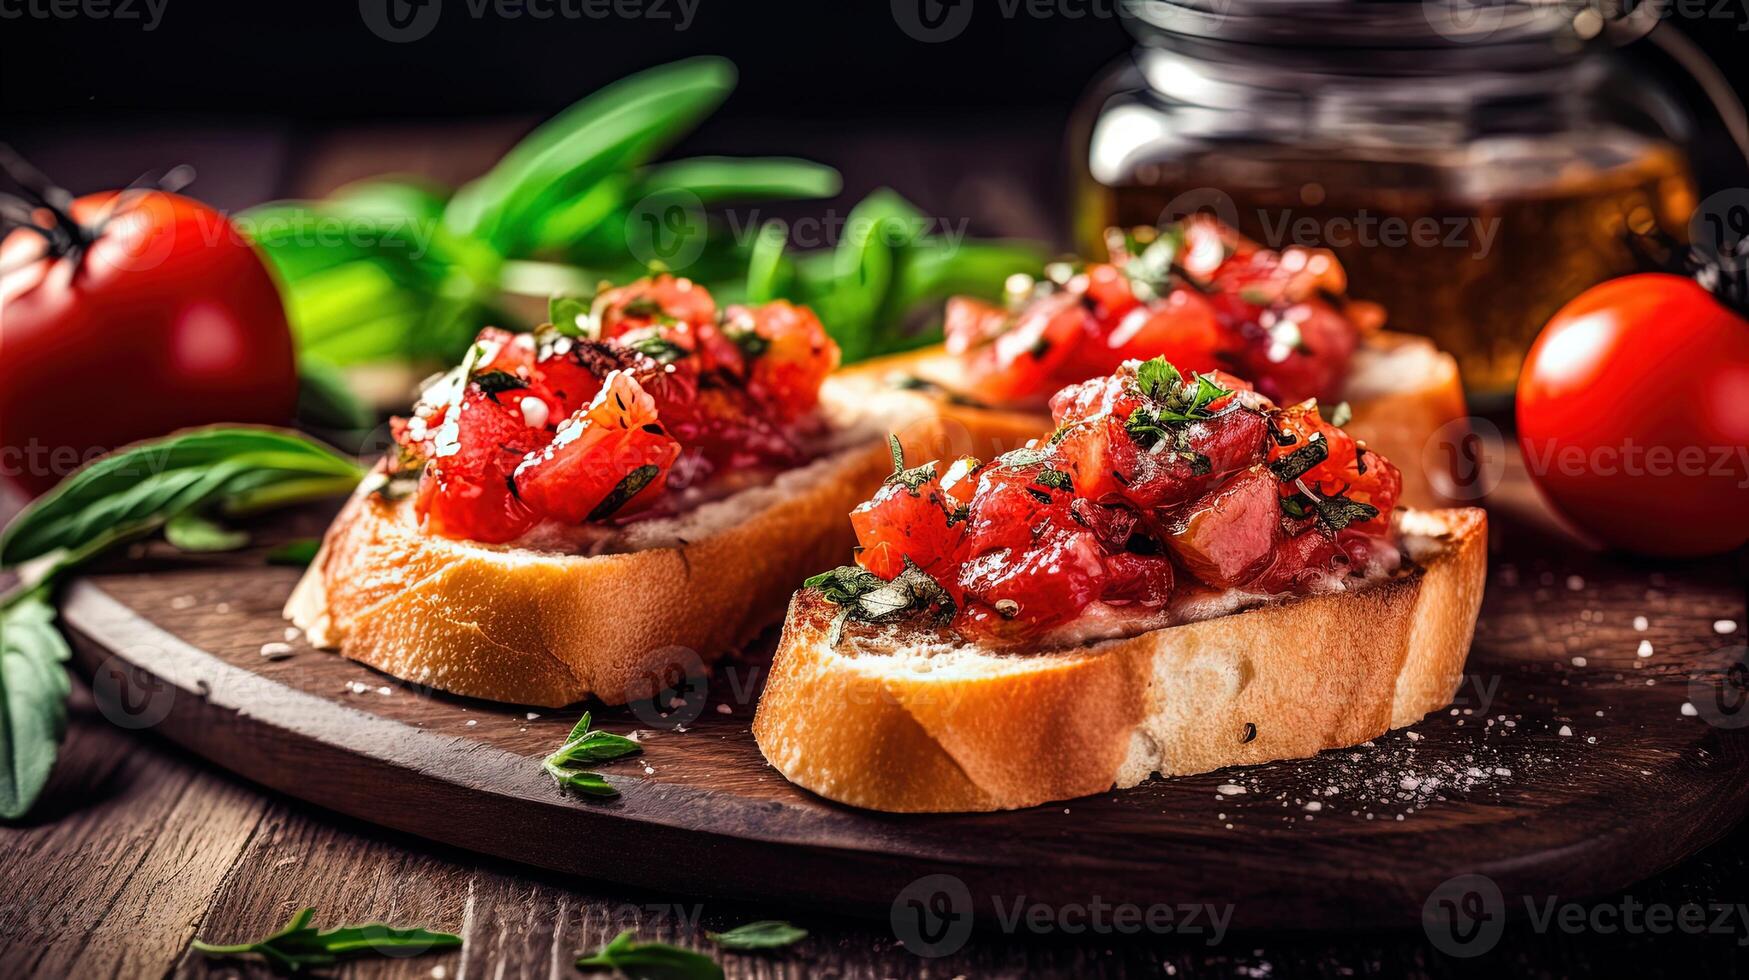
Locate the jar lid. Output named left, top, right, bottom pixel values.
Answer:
left=1123, top=0, right=1584, bottom=49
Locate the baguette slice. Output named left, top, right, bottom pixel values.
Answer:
left=840, top=330, right=1468, bottom=509
left=752, top=507, right=1487, bottom=813
left=286, top=383, right=949, bottom=707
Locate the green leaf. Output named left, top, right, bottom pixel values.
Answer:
left=266, top=539, right=322, bottom=567
left=544, top=712, right=639, bottom=798
left=587, top=465, right=662, bottom=521
left=1134, top=357, right=1182, bottom=401
left=164, top=513, right=249, bottom=553
left=705, top=921, right=807, bottom=950
left=1268, top=434, right=1330, bottom=482
left=744, top=220, right=790, bottom=303
left=0, top=592, right=71, bottom=820
left=0, top=428, right=363, bottom=568
left=549, top=295, right=592, bottom=337
left=296, top=355, right=374, bottom=432
left=192, top=906, right=460, bottom=973
left=447, top=57, right=737, bottom=254
left=577, top=930, right=723, bottom=980
left=634, top=157, right=840, bottom=204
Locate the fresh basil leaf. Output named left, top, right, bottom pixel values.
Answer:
left=448, top=57, right=737, bottom=254
left=1034, top=468, right=1072, bottom=492
left=744, top=220, right=789, bottom=303
left=545, top=712, right=638, bottom=798
left=626, top=335, right=690, bottom=364
left=472, top=370, right=530, bottom=398
left=549, top=295, right=592, bottom=337
left=634, top=156, right=840, bottom=204
left=192, top=906, right=460, bottom=972
left=883, top=435, right=937, bottom=495
left=803, top=566, right=885, bottom=605
left=0, top=428, right=364, bottom=569
left=587, top=465, right=662, bottom=521
left=1133, top=357, right=1182, bottom=401
left=577, top=930, right=723, bottom=980
left=0, top=592, right=71, bottom=820
left=1269, top=434, right=1329, bottom=482
left=544, top=764, right=618, bottom=798
left=164, top=513, right=249, bottom=553
left=705, top=921, right=807, bottom=950
left=266, top=539, right=322, bottom=567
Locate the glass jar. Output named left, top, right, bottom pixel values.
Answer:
left=1073, top=0, right=1701, bottom=404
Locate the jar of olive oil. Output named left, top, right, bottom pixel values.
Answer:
left=1074, top=0, right=1700, bottom=405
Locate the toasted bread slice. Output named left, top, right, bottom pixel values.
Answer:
left=752, top=507, right=1487, bottom=812
left=286, top=383, right=948, bottom=707
left=840, top=331, right=1468, bottom=508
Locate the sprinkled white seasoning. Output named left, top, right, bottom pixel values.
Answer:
left=1633, top=616, right=1649, bottom=631
left=466, top=719, right=478, bottom=727
left=1716, top=620, right=1740, bottom=635
left=525, top=712, right=540, bottom=721
left=377, top=686, right=392, bottom=696
left=1637, top=640, right=1654, bottom=658
left=1559, top=725, right=1573, bottom=736
left=518, top=396, right=549, bottom=429
left=1566, top=575, right=1585, bottom=591
left=283, top=626, right=301, bottom=642
left=1571, top=656, right=1588, bottom=667
left=171, top=595, right=197, bottom=610
left=1216, top=783, right=1247, bottom=796
left=259, top=642, right=294, bottom=660
left=715, top=703, right=732, bottom=715
left=1681, top=702, right=1699, bottom=717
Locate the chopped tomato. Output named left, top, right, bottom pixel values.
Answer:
left=956, top=293, right=1090, bottom=404
left=512, top=371, right=681, bottom=524
left=1165, top=466, right=1283, bottom=589
left=416, top=384, right=546, bottom=543
left=725, top=300, right=839, bottom=422
left=957, top=521, right=1107, bottom=636
left=593, top=274, right=717, bottom=342
left=851, top=456, right=980, bottom=583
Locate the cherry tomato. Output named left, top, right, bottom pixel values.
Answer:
left=0, top=190, right=298, bottom=496
left=1516, top=273, right=1749, bottom=557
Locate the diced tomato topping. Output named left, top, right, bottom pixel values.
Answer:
left=835, top=354, right=1404, bottom=643
left=395, top=275, right=840, bottom=543
left=943, top=216, right=1362, bottom=405
left=512, top=371, right=682, bottom=525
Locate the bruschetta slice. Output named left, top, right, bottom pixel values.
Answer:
left=753, top=356, right=1486, bottom=812
left=287, top=275, right=945, bottom=707
left=843, top=217, right=1468, bottom=507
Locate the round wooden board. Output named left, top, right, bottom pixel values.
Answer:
left=56, top=457, right=1749, bottom=931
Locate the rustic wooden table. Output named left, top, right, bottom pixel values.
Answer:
left=3, top=124, right=1748, bottom=979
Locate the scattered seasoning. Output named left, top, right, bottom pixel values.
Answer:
left=466, top=719, right=478, bottom=727
left=171, top=595, right=197, bottom=610
left=526, top=712, right=541, bottom=721
left=1571, top=656, right=1588, bottom=667
left=1633, top=616, right=1649, bottom=631
left=1716, top=620, right=1740, bottom=634
left=1558, top=725, right=1573, bottom=736
left=377, top=686, right=392, bottom=696
left=715, top=703, right=732, bottom=715
left=1566, top=575, right=1585, bottom=591
left=1637, top=640, right=1654, bottom=658
left=1240, top=722, right=1257, bottom=743
left=1216, top=783, right=1247, bottom=796
left=259, top=642, right=294, bottom=660
left=1682, top=703, right=1699, bottom=717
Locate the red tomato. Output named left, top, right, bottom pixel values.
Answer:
left=1516, top=274, right=1749, bottom=557
left=0, top=191, right=298, bottom=496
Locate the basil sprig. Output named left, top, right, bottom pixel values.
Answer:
left=543, top=711, right=640, bottom=798
left=804, top=559, right=956, bottom=647
left=577, top=930, right=723, bottom=980
left=191, top=906, right=460, bottom=973
left=0, top=427, right=364, bottom=821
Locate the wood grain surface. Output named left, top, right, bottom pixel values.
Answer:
left=11, top=447, right=1744, bottom=973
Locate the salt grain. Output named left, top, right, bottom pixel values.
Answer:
left=170, top=595, right=197, bottom=610
left=259, top=642, right=294, bottom=660
left=466, top=719, right=478, bottom=727
left=1559, top=725, right=1573, bottom=736
left=526, top=712, right=540, bottom=721
left=1566, top=575, right=1585, bottom=591
left=1216, top=783, right=1247, bottom=796
left=377, top=686, right=392, bottom=696
left=1304, top=801, right=1322, bottom=812
left=1716, top=620, right=1739, bottom=635
left=1681, top=702, right=1699, bottom=717
left=283, top=626, right=301, bottom=642
left=1633, top=616, right=1649, bottom=631
left=1637, top=640, right=1654, bottom=658
left=715, top=703, right=732, bottom=715
left=1571, top=656, right=1587, bottom=667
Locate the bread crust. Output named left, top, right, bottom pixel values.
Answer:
left=752, top=508, right=1487, bottom=812
left=838, top=330, right=1469, bottom=508
left=287, top=386, right=951, bottom=707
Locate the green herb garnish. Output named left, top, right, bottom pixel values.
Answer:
left=1034, top=467, right=1073, bottom=492
left=883, top=435, right=937, bottom=496
left=587, top=464, right=661, bottom=521
left=1309, top=490, right=1380, bottom=532
left=1269, top=434, right=1329, bottom=481
left=0, top=593, right=70, bottom=820
left=543, top=711, right=641, bottom=798
left=164, top=512, right=250, bottom=553
left=706, top=920, right=808, bottom=950
left=471, top=370, right=530, bottom=399
left=806, top=559, right=955, bottom=647
left=626, top=334, right=690, bottom=364
left=726, top=327, right=770, bottom=361
left=577, top=930, right=722, bottom=979
left=191, top=906, right=460, bottom=973
left=549, top=295, right=592, bottom=337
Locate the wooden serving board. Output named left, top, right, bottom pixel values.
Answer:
left=56, top=452, right=1749, bottom=931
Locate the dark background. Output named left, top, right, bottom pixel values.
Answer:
left=6, top=0, right=1749, bottom=241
